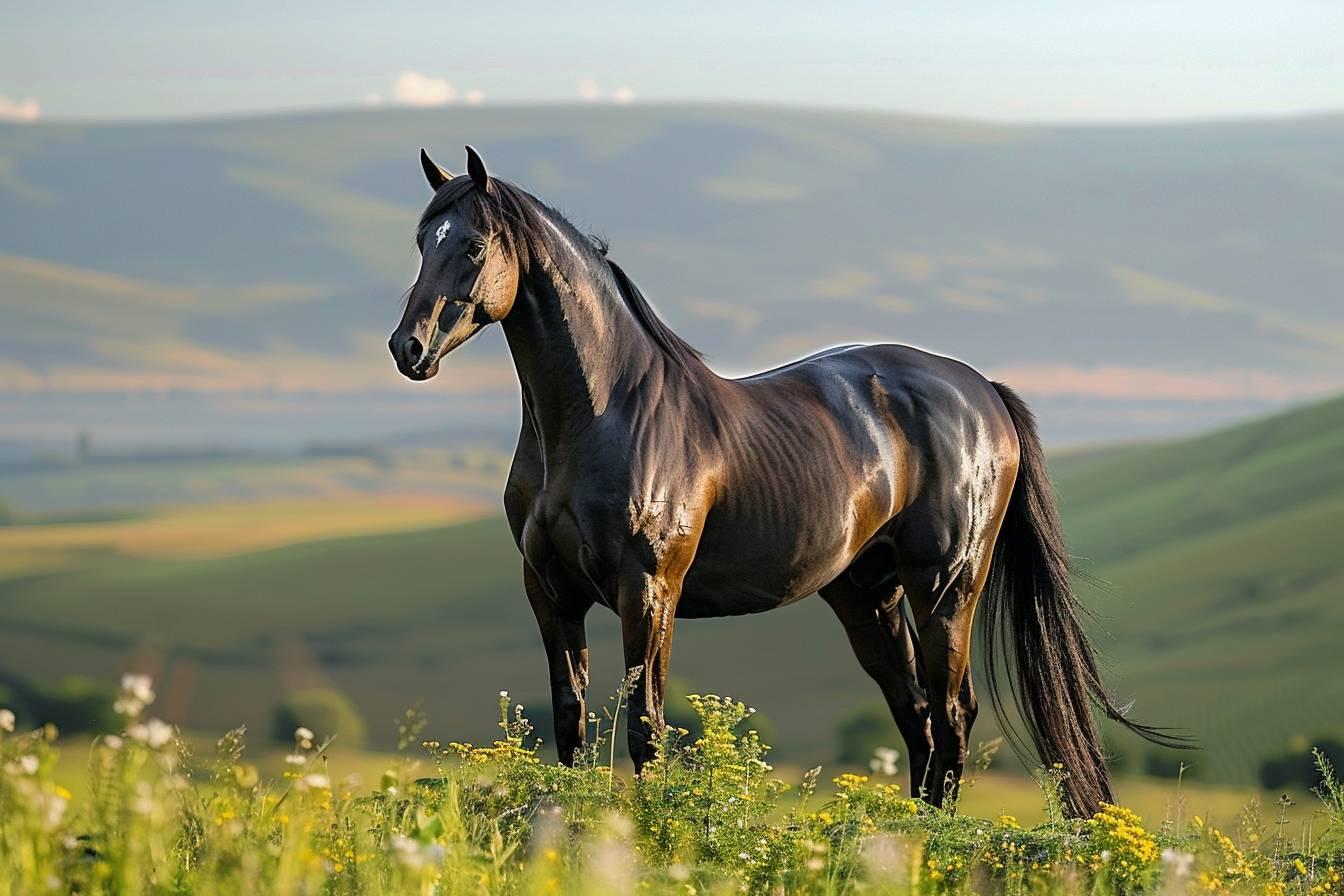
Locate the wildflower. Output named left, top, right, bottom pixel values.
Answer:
left=101, top=734, right=123, bottom=750
left=1162, top=847, right=1195, bottom=878
left=6, top=754, right=40, bottom=775
left=121, top=673, right=154, bottom=704
left=115, top=674, right=156, bottom=718
left=127, top=718, right=174, bottom=749
left=391, top=834, right=445, bottom=871
left=0, top=708, right=13, bottom=733
left=28, top=786, right=67, bottom=829
left=285, top=753, right=306, bottom=766
left=869, top=746, right=899, bottom=776
left=304, top=773, right=331, bottom=790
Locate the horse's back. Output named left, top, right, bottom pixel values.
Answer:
left=737, top=342, right=1015, bottom=449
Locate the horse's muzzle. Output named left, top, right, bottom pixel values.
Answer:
left=389, top=333, right=438, bottom=380
left=389, top=298, right=482, bottom=381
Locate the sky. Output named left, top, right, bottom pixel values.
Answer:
left=3, top=1, right=1344, bottom=123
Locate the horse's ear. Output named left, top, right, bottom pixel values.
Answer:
left=420, top=148, right=452, bottom=191
left=465, top=145, right=490, bottom=190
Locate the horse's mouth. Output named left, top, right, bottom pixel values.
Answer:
left=402, top=359, right=441, bottom=381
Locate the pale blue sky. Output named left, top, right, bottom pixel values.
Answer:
left=3, top=0, right=1343, bottom=122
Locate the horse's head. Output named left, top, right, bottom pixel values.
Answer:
left=390, top=146, right=521, bottom=381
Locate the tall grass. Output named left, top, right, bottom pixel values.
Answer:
left=1, top=675, right=1341, bottom=894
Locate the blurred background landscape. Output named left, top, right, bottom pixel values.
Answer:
left=3, top=2, right=1344, bottom=821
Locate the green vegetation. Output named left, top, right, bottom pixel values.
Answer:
left=1260, top=739, right=1344, bottom=792
left=25, top=676, right=120, bottom=737
left=835, top=705, right=902, bottom=766
left=1050, top=392, right=1344, bottom=783
left=2, top=674, right=1342, bottom=895
left=271, top=689, right=367, bottom=749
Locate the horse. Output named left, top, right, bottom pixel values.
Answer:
left=389, top=146, right=1181, bottom=816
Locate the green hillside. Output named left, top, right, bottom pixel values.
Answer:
left=0, top=394, right=1341, bottom=783
left=1050, top=391, right=1344, bottom=782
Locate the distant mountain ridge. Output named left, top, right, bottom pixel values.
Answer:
left=2, top=104, right=1342, bottom=449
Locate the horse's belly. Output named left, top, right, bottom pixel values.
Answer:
left=675, top=528, right=853, bottom=618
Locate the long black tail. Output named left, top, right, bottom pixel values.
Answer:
left=981, top=382, right=1188, bottom=816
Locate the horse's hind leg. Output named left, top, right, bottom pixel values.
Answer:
left=820, top=577, right=934, bottom=798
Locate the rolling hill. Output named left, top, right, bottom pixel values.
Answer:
left=2, top=104, right=1342, bottom=456
left=0, top=393, right=1340, bottom=784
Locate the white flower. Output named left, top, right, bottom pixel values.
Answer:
left=120, top=674, right=155, bottom=706
left=35, top=789, right=67, bottom=829
left=391, top=834, right=445, bottom=870
left=8, top=754, right=40, bottom=775
left=132, top=781, right=156, bottom=816
left=303, top=773, right=330, bottom=790
left=285, top=753, right=306, bottom=766
left=499, top=690, right=509, bottom=698
left=128, top=718, right=174, bottom=749
left=294, top=726, right=314, bottom=742
left=1162, top=848, right=1195, bottom=877
left=0, top=708, right=14, bottom=732
left=101, top=734, right=123, bottom=750
left=113, top=698, right=144, bottom=718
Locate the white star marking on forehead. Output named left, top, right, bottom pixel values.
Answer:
left=435, top=220, right=451, bottom=247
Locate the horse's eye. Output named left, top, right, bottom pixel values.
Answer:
left=467, top=239, right=487, bottom=265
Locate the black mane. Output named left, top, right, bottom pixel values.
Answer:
left=418, top=177, right=704, bottom=371
left=605, top=259, right=704, bottom=370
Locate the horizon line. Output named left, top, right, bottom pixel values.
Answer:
left=5, top=96, right=1343, bottom=131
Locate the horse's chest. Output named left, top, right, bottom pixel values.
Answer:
left=517, top=486, right=624, bottom=603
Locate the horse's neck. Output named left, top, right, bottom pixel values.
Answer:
left=500, top=246, right=668, bottom=447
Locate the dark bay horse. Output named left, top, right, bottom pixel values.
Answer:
left=390, top=147, right=1179, bottom=816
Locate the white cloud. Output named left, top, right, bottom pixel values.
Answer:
left=393, top=72, right=456, bottom=107
left=578, top=78, right=600, bottom=102
left=464, top=90, right=484, bottom=106
left=0, top=95, right=40, bottom=123
left=611, top=86, right=635, bottom=105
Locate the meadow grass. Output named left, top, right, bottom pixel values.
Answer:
left=3, top=676, right=1343, bottom=895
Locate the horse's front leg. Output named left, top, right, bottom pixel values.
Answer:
left=615, top=562, right=680, bottom=772
left=523, top=563, right=592, bottom=765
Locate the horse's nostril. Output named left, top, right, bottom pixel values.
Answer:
left=404, top=336, right=424, bottom=366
